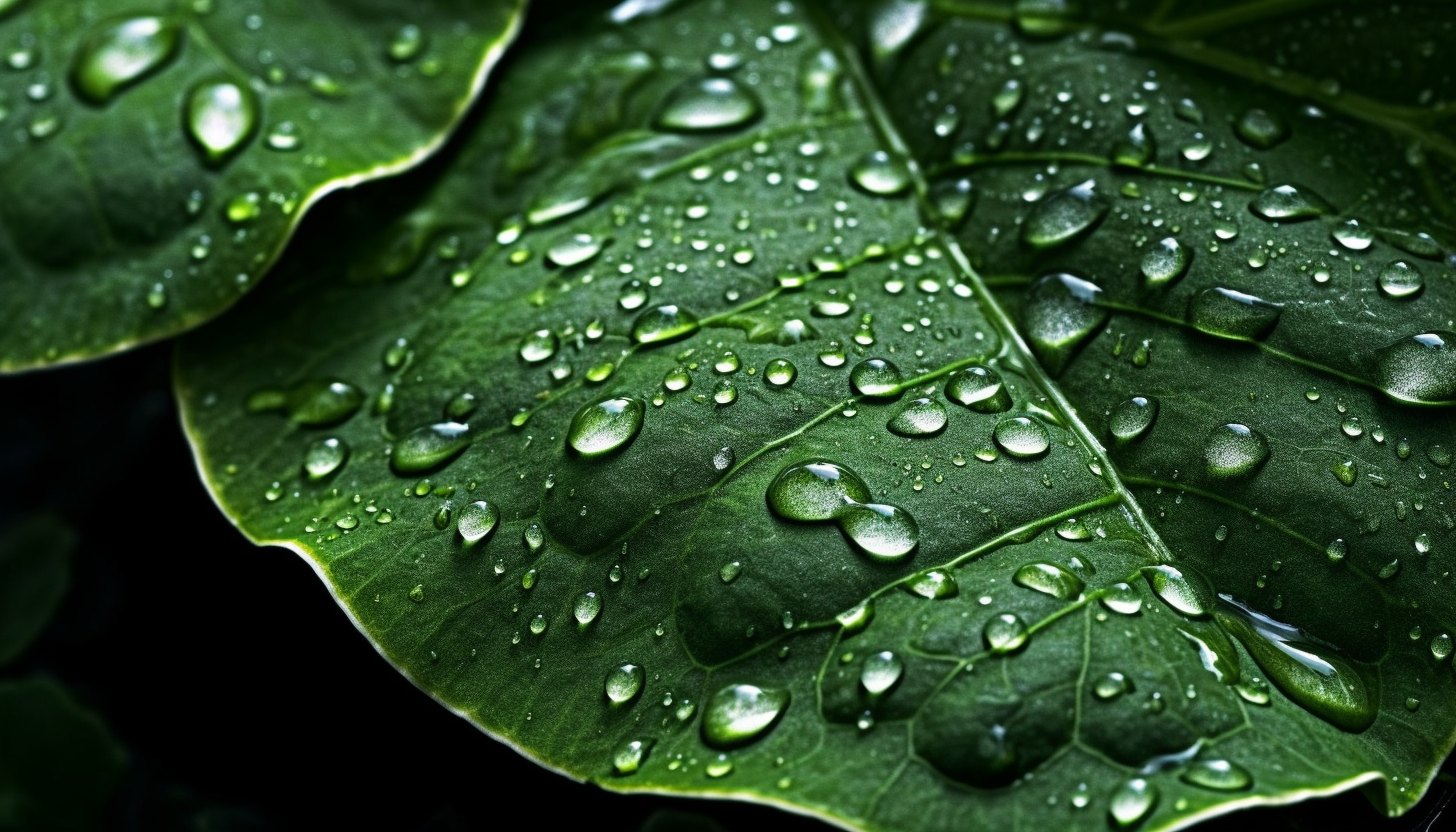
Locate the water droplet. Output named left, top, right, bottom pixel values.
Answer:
left=408, top=585, right=425, bottom=602
left=71, top=17, right=181, bottom=104
left=1377, top=261, right=1425, bottom=300
left=456, top=500, right=499, bottom=544
left=1140, top=237, right=1190, bottom=288
left=944, top=365, right=1011, bottom=412
left=656, top=77, right=761, bottom=131
left=1108, top=778, right=1157, bottom=828
left=931, top=177, right=975, bottom=227
left=1217, top=597, right=1376, bottom=731
left=226, top=192, right=261, bottom=223
left=1112, top=123, right=1155, bottom=167
left=1375, top=332, right=1456, bottom=404
left=993, top=416, right=1051, bottom=458
left=1326, top=538, right=1348, bottom=562
left=837, top=600, right=874, bottom=633
left=860, top=651, right=904, bottom=696
left=837, top=502, right=919, bottom=561
left=1022, top=180, right=1108, bottom=249
left=618, top=279, right=649, bottom=311
left=1202, top=422, right=1270, bottom=479
left=1093, top=672, right=1133, bottom=700
left=1174, top=97, right=1203, bottom=123
left=280, top=380, right=363, bottom=425
left=714, top=352, right=741, bottom=374
left=303, top=437, right=348, bottom=479
left=265, top=120, right=302, bottom=151
left=186, top=80, right=258, bottom=163
left=713, top=380, right=737, bottom=405
left=1415, top=532, right=1432, bottom=555
left=1330, top=459, right=1357, bottom=486
left=1428, top=444, right=1453, bottom=467
left=1013, top=562, right=1084, bottom=600
left=712, top=446, right=735, bottom=471
left=850, top=358, right=903, bottom=397
left=1181, top=758, right=1251, bottom=792
left=1234, top=108, right=1289, bottom=148
left=764, top=358, right=797, bottom=388
left=719, top=561, right=742, bottom=584
left=906, top=569, right=957, bottom=599
left=574, top=592, right=602, bottom=626
left=983, top=612, right=1028, bottom=652
left=1101, top=582, right=1143, bottom=615
left=888, top=397, right=948, bottom=437
left=632, top=303, right=701, bottom=344
left=1430, top=633, right=1453, bottom=661
left=1250, top=184, right=1331, bottom=221
left=519, top=329, right=559, bottom=363
left=387, top=24, right=425, bottom=62
left=1189, top=287, right=1282, bottom=340
left=663, top=367, right=692, bottom=392
left=702, top=684, right=789, bottom=748
left=1022, top=273, right=1108, bottom=375
left=1142, top=565, right=1212, bottom=617
left=567, top=396, right=645, bottom=457
left=1108, top=396, right=1158, bottom=443
left=393, top=422, right=472, bottom=474
left=546, top=233, right=603, bottom=268
left=604, top=663, right=645, bottom=705
left=768, top=460, right=871, bottom=521
left=1332, top=219, right=1374, bottom=251
left=523, top=523, right=545, bottom=554
left=849, top=150, right=912, bottom=196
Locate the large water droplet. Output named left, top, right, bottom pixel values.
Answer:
left=1204, top=423, right=1270, bottom=477
left=849, top=150, right=912, bottom=196
left=393, top=422, right=472, bottom=474
left=71, top=17, right=182, bottom=104
left=888, top=397, right=948, bottom=437
left=1112, top=122, right=1155, bottom=167
left=945, top=365, right=1011, bottom=412
left=1108, top=778, right=1158, bottom=828
left=1013, top=562, right=1085, bottom=600
left=1216, top=596, right=1377, bottom=731
left=1377, top=261, right=1424, bottom=300
left=837, top=502, right=919, bottom=561
left=1109, top=396, right=1158, bottom=443
left=186, top=80, right=258, bottom=163
left=1140, top=237, right=1190, bottom=288
left=519, top=329, right=559, bottom=363
left=656, top=77, right=761, bottom=132
left=304, top=437, right=348, bottom=479
left=1250, top=184, right=1331, bottom=221
left=702, top=684, right=789, bottom=748
left=567, top=396, right=645, bottom=457
left=1189, top=287, right=1282, bottom=340
left=850, top=358, right=903, bottom=397
left=612, top=738, right=649, bottom=775
left=767, top=460, right=871, bottom=521
left=860, top=651, right=904, bottom=696
left=983, top=613, right=1028, bottom=652
left=1180, top=758, right=1252, bottom=791
left=1234, top=108, right=1289, bottom=148
left=604, top=663, right=645, bottom=705
left=1093, top=672, right=1133, bottom=700
left=1101, top=582, right=1143, bottom=615
left=764, top=358, right=797, bottom=388
left=632, top=304, right=700, bottom=345
left=1022, top=273, right=1108, bottom=375
left=1142, top=565, right=1212, bottom=617
left=545, top=233, right=603, bottom=268
left=574, top=591, right=602, bottom=626
left=993, top=416, right=1051, bottom=458
left=456, top=501, right=499, bottom=544
left=1375, top=332, right=1456, bottom=404
left=1331, top=219, right=1374, bottom=251
left=1022, top=180, right=1107, bottom=249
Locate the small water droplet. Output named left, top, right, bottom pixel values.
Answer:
left=387, top=24, right=426, bottom=62
left=519, top=329, right=559, bottom=363
left=860, top=651, right=904, bottom=696
left=1250, top=184, right=1331, bottom=221
left=887, top=398, right=948, bottom=437
left=1094, top=672, right=1133, bottom=700
left=1375, top=332, right=1456, bottom=404
left=764, top=358, right=797, bottom=388
left=983, top=612, right=1028, bottom=652
left=1234, top=108, right=1289, bottom=148
left=1204, top=423, right=1269, bottom=478
left=1108, top=778, right=1157, bottom=828
left=574, top=591, right=602, bottom=626
left=1142, top=565, right=1212, bottom=617
left=632, top=305, right=700, bottom=345
left=1100, top=582, right=1142, bottom=615
left=944, top=365, right=1011, bottom=412
left=546, top=233, right=603, bottom=268
left=1140, top=237, right=1190, bottom=288
left=1181, top=758, right=1252, bottom=792
left=1022, top=273, right=1108, bottom=375
left=850, top=358, right=903, bottom=397
left=1190, top=287, right=1282, bottom=341
left=1377, top=261, right=1425, bottom=300
left=1332, top=219, right=1374, bottom=251
left=1109, top=396, right=1158, bottom=443
left=906, top=569, right=957, bottom=599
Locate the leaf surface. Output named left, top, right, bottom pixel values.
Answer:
left=0, top=0, right=524, bottom=371
left=175, top=2, right=1456, bottom=830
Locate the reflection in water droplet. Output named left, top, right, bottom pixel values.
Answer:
left=1332, top=219, right=1373, bottom=251
left=1375, top=332, right=1456, bottom=404
left=702, top=684, right=789, bottom=748
left=612, top=738, right=649, bottom=775
left=1109, top=396, right=1158, bottom=443
left=906, top=569, right=957, bottom=599
left=604, top=663, right=645, bottom=705
left=186, top=80, right=258, bottom=163
left=1022, top=180, right=1108, bottom=249
left=849, top=150, right=912, bottom=196
left=1022, top=273, right=1108, bottom=375
left=656, top=77, right=761, bottom=132
left=71, top=17, right=182, bottom=104
left=567, top=396, right=645, bottom=457
left=983, top=612, right=1028, bottom=652
left=993, top=416, right=1051, bottom=458
left=945, top=365, right=1011, bottom=412
left=393, top=422, right=472, bottom=474
left=1140, top=237, right=1190, bottom=288
left=1377, top=261, right=1424, bottom=300
left=860, top=651, right=904, bottom=696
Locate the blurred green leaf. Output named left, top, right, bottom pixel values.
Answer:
left=0, top=514, right=73, bottom=667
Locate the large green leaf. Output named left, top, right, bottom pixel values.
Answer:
left=174, top=1, right=1456, bottom=830
left=0, top=0, right=524, bottom=372
left=0, top=514, right=73, bottom=667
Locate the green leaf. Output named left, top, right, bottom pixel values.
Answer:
left=0, top=514, right=74, bottom=667
left=175, top=2, right=1456, bottom=830
left=0, top=677, right=126, bottom=831
left=0, top=0, right=525, bottom=372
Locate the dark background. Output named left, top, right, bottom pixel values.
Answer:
left=1, top=339, right=1452, bottom=832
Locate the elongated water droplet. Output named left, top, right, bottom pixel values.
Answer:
left=888, top=397, right=948, bottom=437
left=1014, top=562, right=1084, bottom=600
left=280, top=380, right=363, bottom=426
left=567, top=396, right=645, bottom=457
left=838, top=502, right=919, bottom=561
left=1430, top=633, right=1453, bottom=661
left=1375, top=332, right=1456, bottom=404
left=1022, top=180, right=1107, bottom=249
left=1204, top=423, right=1270, bottom=478
left=1190, top=287, right=1282, bottom=340
left=906, top=569, right=957, bottom=599
left=604, top=663, right=645, bottom=705
left=546, top=233, right=603, bottom=268
left=1377, top=261, right=1424, bottom=300
left=1023, top=273, right=1108, bottom=375
left=186, top=80, right=258, bottom=163
left=850, top=358, right=903, bottom=397
left=768, top=460, right=871, bottom=521
left=1235, top=108, right=1288, bottom=148
left=304, top=437, right=348, bottom=479
left=575, top=591, right=602, bottom=626
left=1250, top=184, right=1331, bottom=221
left=945, top=365, right=1011, bottom=412
left=656, top=77, right=761, bottom=131
left=983, top=613, right=1028, bottom=652
left=72, top=17, right=181, bottom=104
left=1140, top=237, right=1190, bottom=287
left=632, top=304, right=699, bottom=345
left=456, top=500, right=499, bottom=544
left=1181, top=758, right=1252, bottom=791
left=993, top=416, right=1051, bottom=458
left=1142, top=565, right=1212, bottom=617
left=1216, top=596, right=1376, bottom=731
left=1109, top=396, right=1158, bottom=443
left=393, top=422, right=471, bottom=474
left=860, top=651, right=904, bottom=696
left=849, top=150, right=912, bottom=196
left=837, top=600, right=875, bottom=633
left=1109, top=778, right=1158, bottom=828
left=702, top=684, right=789, bottom=748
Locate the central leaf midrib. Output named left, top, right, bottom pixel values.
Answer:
left=807, top=2, right=1179, bottom=567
